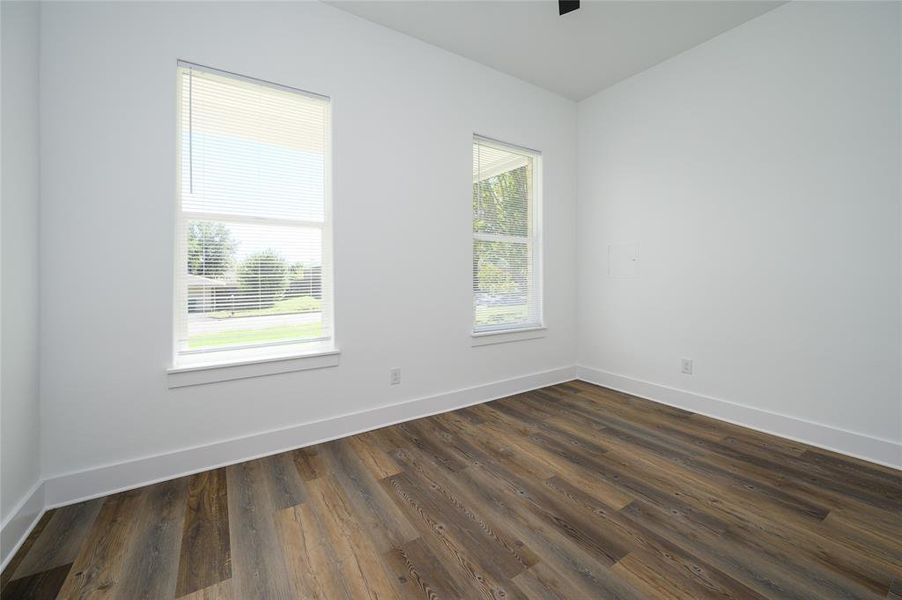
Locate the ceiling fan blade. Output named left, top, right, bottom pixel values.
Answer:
left=559, top=0, right=580, bottom=16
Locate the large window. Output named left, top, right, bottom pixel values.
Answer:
left=472, top=136, right=542, bottom=333
left=174, top=63, right=332, bottom=367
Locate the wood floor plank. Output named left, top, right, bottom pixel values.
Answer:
left=55, top=489, right=145, bottom=598
left=4, top=380, right=899, bottom=600
left=226, top=460, right=293, bottom=600
left=1, top=563, right=72, bottom=600
left=381, top=471, right=520, bottom=598
left=305, top=475, right=401, bottom=599
left=562, top=383, right=804, bottom=459
left=511, top=561, right=595, bottom=600
left=1, top=511, right=54, bottom=591
left=722, top=515, right=895, bottom=597
left=318, top=440, right=420, bottom=553
left=262, top=452, right=308, bottom=510
left=115, top=477, right=190, bottom=599
left=175, top=468, right=231, bottom=598
left=176, top=578, right=233, bottom=600
left=518, top=398, right=839, bottom=535
left=10, top=499, right=103, bottom=580
left=349, top=430, right=403, bottom=479
left=452, top=462, right=644, bottom=600
left=802, top=447, right=902, bottom=484
left=274, top=502, right=349, bottom=599
left=609, top=552, right=703, bottom=600
left=437, top=409, right=635, bottom=510
left=621, top=499, right=887, bottom=599
left=820, top=510, right=902, bottom=568
left=566, top=386, right=901, bottom=511
left=291, top=445, right=325, bottom=481
left=384, top=441, right=542, bottom=573
left=382, top=537, right=465, bottom=600
left=595, top=435, right=896, bottom=598
left=542, top=476, right=767, bottom=600
left=452, top=445, right=633, bottom=569
left=391, top=455, right=538, bottom=578
left=393, top=420, right=470, bottom=473
left=886, top=578, right=902, bottom=600
left=601, top=431, right=834, bottom=525
left=390, top=422, right=644, bottom=599
left=714, top=435, right=901, bottom=508
left=557, top=427, right=902, bottom=591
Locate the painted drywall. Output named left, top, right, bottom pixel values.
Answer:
left=577, top=2, right=901, bottom=453
left=1, top=0, right=43, bottom=541
left=38, top=1, right=577, bottom=479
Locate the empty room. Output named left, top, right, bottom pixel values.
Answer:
left=1, top=0, right=900, bottom=598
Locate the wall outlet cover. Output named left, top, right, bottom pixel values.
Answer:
left=681, top=358, right=693, bottom=375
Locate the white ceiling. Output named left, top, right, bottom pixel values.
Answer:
left=327, top=0, right=784, bottom=101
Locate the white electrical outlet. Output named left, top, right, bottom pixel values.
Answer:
left=390, top=368, right=401, bottom=385
left=681, top=358, right=693, bottom=375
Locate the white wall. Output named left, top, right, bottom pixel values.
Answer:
left=577, top=1, right=901, bottom=462
left=1, top=0, right=43, bottom=551
left=39, top=1, right=577, bottom=481
left=20, top=0, right=902, bottom=513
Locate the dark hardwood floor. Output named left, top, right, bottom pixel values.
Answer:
left=2, top=381, right=900, bottom=599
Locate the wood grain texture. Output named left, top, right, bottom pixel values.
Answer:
left=274, top=503, right=341, bottom=599
left=2, top=381, right=900, bottom=599
left=54, top=489, right=144, bottom=598
left=225, top=459, right=293, bottom=600
left=1, top=512, right=53, bottom=592
left=887, top=578, right=902, bottom=600
left=304, top=475, right=401, bottom=599
left=1, top=564, right=72, bottom=600
left=382, top=537, right=464, bottom=600
left=9, top=499, right=103, bottom=580
left=175, top=579, right=232, bottom=600
left=114, top=478, right=189, bottom=600
left=175, top=469, right=231, bottom=598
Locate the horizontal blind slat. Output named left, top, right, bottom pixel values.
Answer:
left=472, top=136, right=541, bottom=333
left=176, top=64, right=331, bottom=355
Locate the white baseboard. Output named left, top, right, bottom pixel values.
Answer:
left=0, top=481, right=45, bottom=573
left=5, top=363, right=897, bottom=572
left=576, top=365, right=902, bottom=470
left=0, top=366, right=573, bottom=570
left=42, top=365, right=576, bottom=510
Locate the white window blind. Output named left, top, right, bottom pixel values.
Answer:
left=472, top=136, right=542, bottom=333
left=174, top=62, right=332, bottom=365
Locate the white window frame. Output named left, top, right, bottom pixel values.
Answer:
left=471, top=135, right=544, bottom=342
left=169, top=62, right=337, bottom=383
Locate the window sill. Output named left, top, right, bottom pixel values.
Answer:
left=168, top=346, right=340, bottom=388
left=471, top=326, right=546, bottom=347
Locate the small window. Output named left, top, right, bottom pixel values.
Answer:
left=472, top=136, right=542, bottom=333
left=173, top=63, right=333, bottom=367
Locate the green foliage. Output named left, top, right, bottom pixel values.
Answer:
left=189, top=321, right=322, bottom=349
left=473, top=166, right=529, bottom=236
left=475, top=304, right=528, bottom=327
left=473, top=166, right=531, bottom=298
left=475, top=254, right=516, bottom=295
left=188, top=222, right=237, bottom=279
left=237, top=250, right=289, bottom=308
left=289, top=262, right=305, bottom=281
left=473, top=240, right=528, bottom=295
left=281, top=295, right=321, bottom=313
